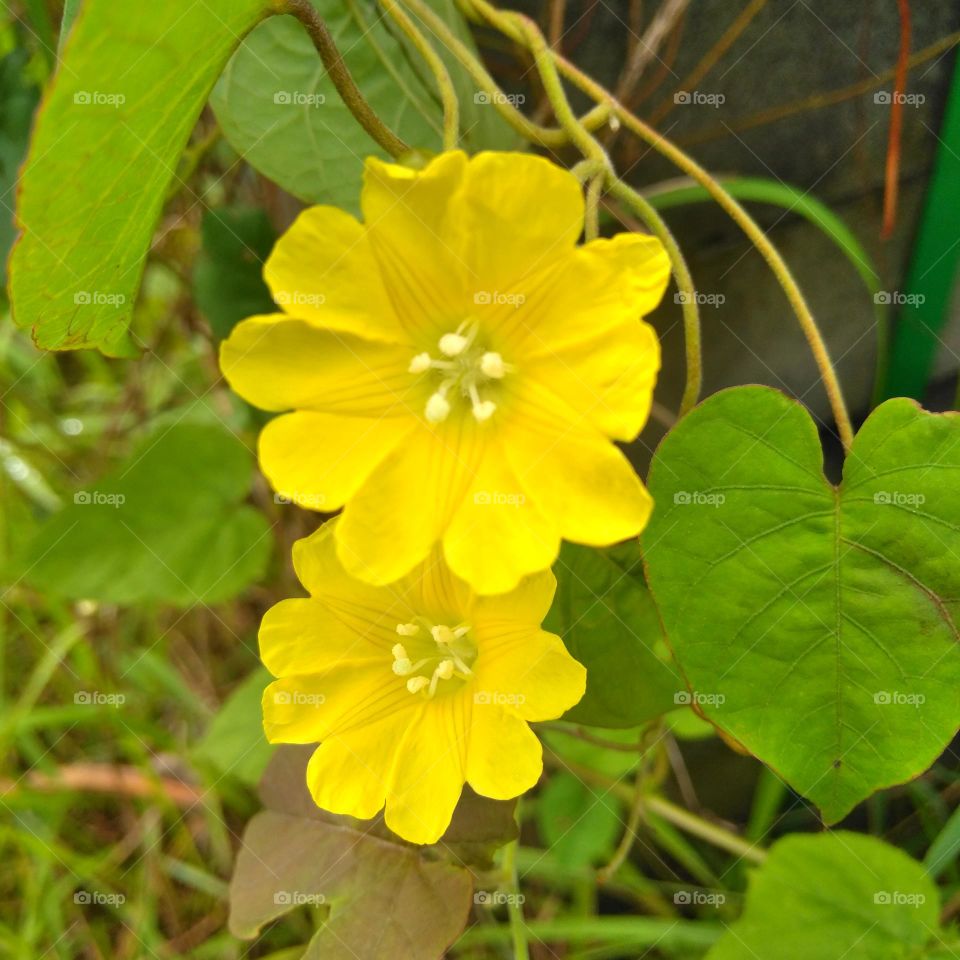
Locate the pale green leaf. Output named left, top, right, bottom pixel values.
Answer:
left=9, top=0, right=270, bottom=352
left=708, top=832, right=942, bottom=960
left=21, top=423, right=272, bottom=605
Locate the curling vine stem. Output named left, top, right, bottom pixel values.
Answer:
left=283, top=0, right=410, bottom=157
left=463, top=0, right=852, bottom=447
left=379, top=0, right=460, bottom=149
left=511, top=8, right=703, bottom=414
left=398, top=0, right=610, bottom=147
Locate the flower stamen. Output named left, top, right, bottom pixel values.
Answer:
left=438, top=332, right=469, bottom=357
left=480, top=352, right=506, bottom=379
left=409, top=324, right=509, bottom=424
left=394, top=619, right=477, bottom=698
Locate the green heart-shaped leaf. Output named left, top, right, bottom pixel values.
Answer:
left=707, top=831, right=943, bottom=959
left=644, top=386, right=960, bottom=822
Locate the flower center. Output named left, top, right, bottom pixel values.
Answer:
left=391, top=619, right=477, bottom=698
left=408, top=320, right=512, bottom=424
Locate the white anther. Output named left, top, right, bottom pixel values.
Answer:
left=425, top=392, right=451, bottom=423
left=392, top=658, right=413, bottom=676
left=396, top=623, right=419, bottom=637
left=438, top=332, right=469, bottom=357
left=431, top=624, right=454, bottom=645
left=480, top=351, right=505, bottom=379
left=472, top=400, right=497, bottom=422
left=409, top=352, right=432, bottom=374
left=435, top=659, right=455, bottom=680
left=452, top=625, right=470, bottom=639
left=392, top=643, right=408, bottom=660
left=407, top=676, right=430, bottom=694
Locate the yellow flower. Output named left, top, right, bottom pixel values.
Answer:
left=260, top=519, right=586, bottom=845
left=221, top=150, right=669, bottom=594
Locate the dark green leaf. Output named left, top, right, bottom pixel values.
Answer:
left=0, top=35, right=40, bottom=284
left=546, top=541, right=681, bottom=729
left=193, top=207, right=276, bottom=339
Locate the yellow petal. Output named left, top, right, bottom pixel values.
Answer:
left=262, top=667, right=410, bottom=744
left=529, top=317, right=660, bottom=441
left=455, top=151, right=585, bottom=293
left=500, top=233, right=669, bottom=356
left=259, top=411, right=415, bottom=512
left=466, top=700, right=542, bottom=799
left=219, top=314, right=415, bottom=415
left=472, top=567, right=557, bottom=627
left=305, top=714, right=409, bottom=821
left=443, top=445, right=560, bottom=595
left=264, top=205, right=406, bottom=343
left=259, top=598, right=389, bottom=677
left=504, top=380, right=654, bottom=545
left=473, top=627, right=586, bottom=722
left=399, top=544, right=474, bottom=622
left=336, top=419, right=484, bottom=586
left=385, top=697, right=468, bottom=844
left=362, top=152, right=469, bottom=338
left=293, top=521, right=419, bottom=630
